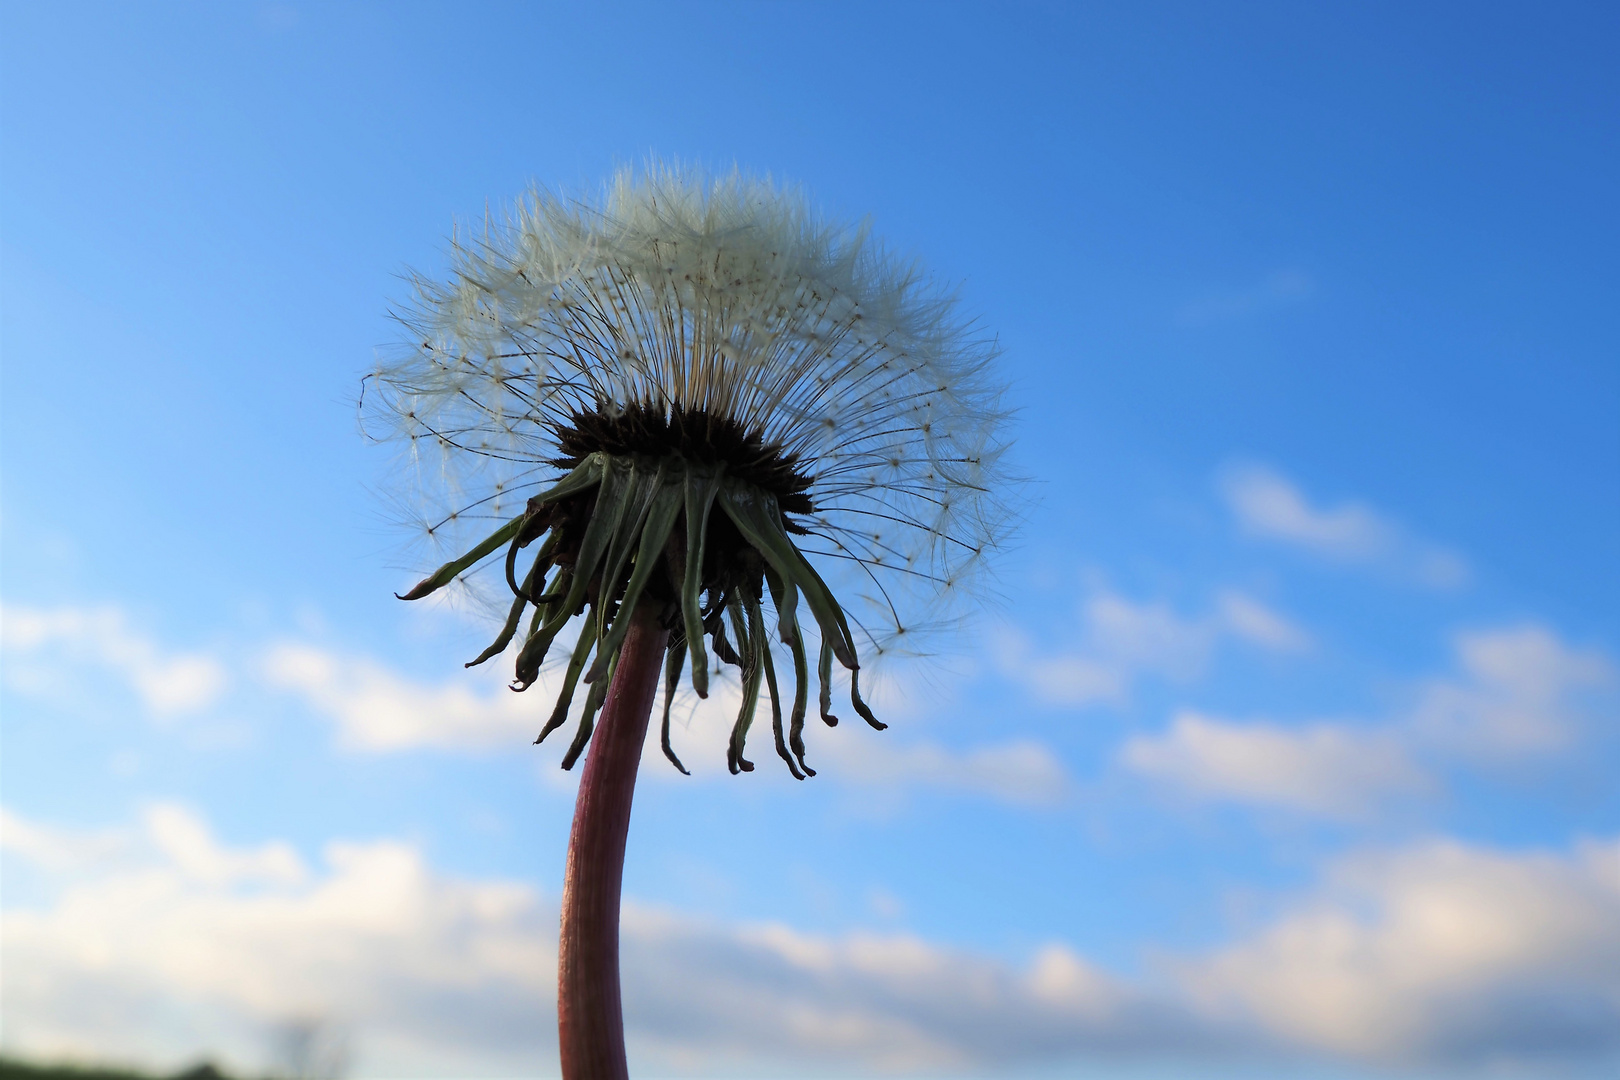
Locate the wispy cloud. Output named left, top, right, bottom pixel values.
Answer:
left=997, top=587, right=1310, bottom=708
left=1, top=603, right=227, bottom=715
left=1119, top=623, right=1615, bottom=817
left=6, top=804, right=1617, bottom=1074
left=812, top=734, right=1070, bottom=806
left=1178, top=269, right=1313, bottom=324
left=1218, top=464, right=1469, bottom=588
left=1215, top=590, right=1314, bottom=653
left=1119, top=711, right=1433, bottom=820
left=1411, top=624, right=1615, bottom=760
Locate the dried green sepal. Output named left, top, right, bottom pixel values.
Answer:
left=817, top=636, right=840, bottom=727
left=785, top=615, right=814, bottom=775
left=562, top=645, right=616, bottom=771
left=397, top=455, right=606, bottom=602
left=513, top=564, right=574, bottom=690
left=585, top=474, right=682, bottom=684
left=660, top=634, right=690, bottom=776
left=725, top=599, right=760, bottom=774
left=850, top=667, right=886, bottom=731
left=710, top=604, right=743, bottom=667
left=535, top=611, right=601, bottom=746
left=592, top=459, right=665, bottom=646
left=468, top=533, right=561, bottom=669
left=716, top=481, right=856, bottom=669
left=512, top=462, right=630, bottom=688
left=399, top=449, right=883, bottom=776
left=397, top=512, right=526, bottom=601
left=749, top=588, right=801, bottom=780
left=680, top=465, right=724, bottom=697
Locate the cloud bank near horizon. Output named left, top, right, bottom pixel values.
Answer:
left=4, top=803, right=1616, bottom=1077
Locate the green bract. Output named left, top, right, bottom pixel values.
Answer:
left=398, top=450, right=883, bottom=778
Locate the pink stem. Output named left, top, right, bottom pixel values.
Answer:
left=557, top=607, right=668, bottom=1080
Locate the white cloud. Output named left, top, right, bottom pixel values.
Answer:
left=1218, top=464, right=1469, bottom=588
left=1118, top=623, right=1616, bottom=817
left=143, top=803, right=306, bottom=888
left=1, top=803, right=305, bottom=889
left=262, top=642, right=548, bottom=751
left=1411, top=624, right=1615, bottom=760
left=7, top=805, right=1617, bottom=1074
left=998, top=588, right=1308, bottom=707
left=1221, top=465, right=1389, bottom=559
left=0, top=807, right=129, bottom=874
left=1119, top=711, right=1432, bottom=819
left=1182, top=837, right=1620, bottom=1064
left=1, top=603, right=227, bottom=715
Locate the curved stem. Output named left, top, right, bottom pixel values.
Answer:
left=557, top=606, right=668, bottom=1080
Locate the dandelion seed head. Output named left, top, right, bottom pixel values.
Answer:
left=366, top=160, right=1018, bottom=656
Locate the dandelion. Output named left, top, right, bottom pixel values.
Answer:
left=364, top=162, right=1016, bottom=1079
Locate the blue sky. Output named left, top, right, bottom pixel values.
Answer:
left=2, top=2, right=1617, bottom=1077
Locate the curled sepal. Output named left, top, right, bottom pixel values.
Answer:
left=715, top=481, right=856, bottom=669
left=586, top=476, right=683, bottom=684
left=660, top=634, right=691, bottom=776
left=397, top=454, right=604, bottom=603
left=785, top=616, right=815, bottom=775
left=396, top=512, right=526, bottom=601
left=511, top=566, right=573, bottom=691
left=681, top=465, right=724, bottom=698
left=468, top=542, right=552, bottom=669
left=817, top=636, right=840, bottom=727
left=726, top=600, right=761, bottom=774
left=505, top=510, right=563, bottom=600
left=534, top=613, right=601, bottom=746
left=748, top=589, right=802, bottom=780
left=850, top=667, right=886, bottom=730
left=561, top=646, right=616, bottom=771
